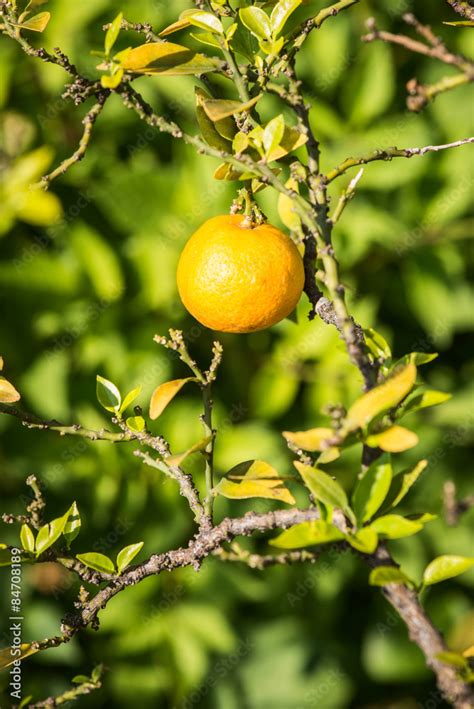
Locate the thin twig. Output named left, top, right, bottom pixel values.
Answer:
left=363, top=13, right=474, bottom=111
left=325, top=137, right=474, bottom=183
left=36, top=99, right=107, bottom=188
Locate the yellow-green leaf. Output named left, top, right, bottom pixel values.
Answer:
left=126, top=416, right=145, bottom=433
left=352, top=456, right=392, bottom=523
left=202, top=95, right=261, bottom=122
left=346, top=527, right=378, bottom=553
left=116, top=542, right=144, bottom=574
left=278, top=177, right=301, bottom=232
left=381, top=459, right=428, bottom=512
left=105, top=12, right=123, bottom=55
left=96, top=375, right=121, bottom=412
left=63, top=501, right=81, bottom=546
left=0, top=376, right=20, bottom=403
left=214, top=460, right=295, bottom=505
left=165, top=435, right=213, bottom=467
left=120, top=385, right=142, bottom=415
left=239, top=6, right=272, bottom=40
left=369, top=566, right=414, bottom=587
left=270, top=0, right=302, bottom=36
left=77, top=552, right=115, bottom=575
left=20, top=524, right=35, bottom=553
left=423, top=555, right=474, bottom=587
left=266, top=125, right=307, bottom=161
left=195, top=88, right=233, bottom=152
left=294, top=462, right=354, bottom=522
left=283, top=427, right=333, bottom=452
left=270, top=520, right=344, bottom=549
left=345, top=363, right=417, bottom=431
left=186, top=10, right=224, bottom=35
left=18, top=11, right=50, bottom=32
left=0, top=644, right=38, bottom=670
left=370, top=514, right=424, bottom=539
left=263, top=114, right=285, bottom=158
left=159, top=15, right=194, bottom=37
left=366, top=425, right=419, bottom=453
left=120, top=42, right=221, bottom=76
left=101, top=69, right=123, bottom=89
left=149, top=377, right=195, bottom=420
left=401, top=390, right=451, bottom=416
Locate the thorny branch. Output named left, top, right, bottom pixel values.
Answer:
left=1, top=1, right=474, bottom=707
left=446, top=0, right=474, bottom=21
left=363, top=12, right=474, bottom=111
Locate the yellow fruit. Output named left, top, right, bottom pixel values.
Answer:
left=177, top=215, right=305, bottom=333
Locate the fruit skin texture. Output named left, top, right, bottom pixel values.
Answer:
left=177, top=215, right=305, bottom=333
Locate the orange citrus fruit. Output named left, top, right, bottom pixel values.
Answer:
left=177, top=215, right=305, bottom=333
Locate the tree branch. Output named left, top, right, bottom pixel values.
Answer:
left=446, top=0, right=474, bottom=20
left=363, top=13, right=474, bottom=111
left=370, top=546, right=474, bottom=708
left=325, top=137, right=474, bottom=183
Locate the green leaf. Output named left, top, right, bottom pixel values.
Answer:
left=120, top=42, right=221, bottom=76
left=263, top=115, right=286, bottom=158
left=186, top=10, right=224, bottom=35
left=345, top=363, right=417, bottom=431
left=159, top=14, right=194, bottom=37
left=283, top=427, right=334, bottom=452
left=0, top=376, right=20, bottom=403
left=233, top=132, right=249, bottom=153
left=105, top=12, right=123, bottom=56
left=20, top=524, right=35, bottom=553
left=72, top=675, right=90, bottom=684
left=270, top=520, right=344, bottom=549
left=394, top=352, right=438, bottom=368
left=401, top=390, right=452, bottom=417
left=119, top=385, right=142, bottom=415
left=214, top=460, right=295, bottom=505
left=443, top=20, right=474, bottom=26
left=352, top=456, right=392, bottom=523
left=190, top=31, right=222, bottom=49
left=77, top=552, right=116, bottom=575
left=201, top=95, right=261, bottom=122
left=126, top=416, right=145, bottom=433
left=18, top=11, right=50, bottom=32
left=149, top=377, right=195, bottom=420
left=270, top=0, right=302, bottom=36
left=165, top=436, right=213, bottom=467
left=116, top=541, right=144, bottom=574
left=35, top=505, right=74, bottom=556
left=259, top=36, right=284, bottom=56
left=239, top=6, right=272, bottom=40
left=370, top=514, right=424, bottom=540
left=346, top=527, right=378, bottom=553
left=18, top=696, right=34, bottom=709
left=96, top=375, right=121, bottom=412
left=294, top=462, right=354, bottom=522
left=369, top=566, right=414, bottom=587
left=366, top=426, right=419, bottom=453
left=364, top=328, right=392, bottom=362
left=195, top=87, right=234, bottom=150
left=423, top=555, right=474, bottom=587
left=63, top=501, right=81, bottom=546
left=381, top=459, right=427, bottom=513
left=0, top=644, right=38, bottom=670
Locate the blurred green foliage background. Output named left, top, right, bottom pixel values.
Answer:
left=1, top=0, right=473, bottom=707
